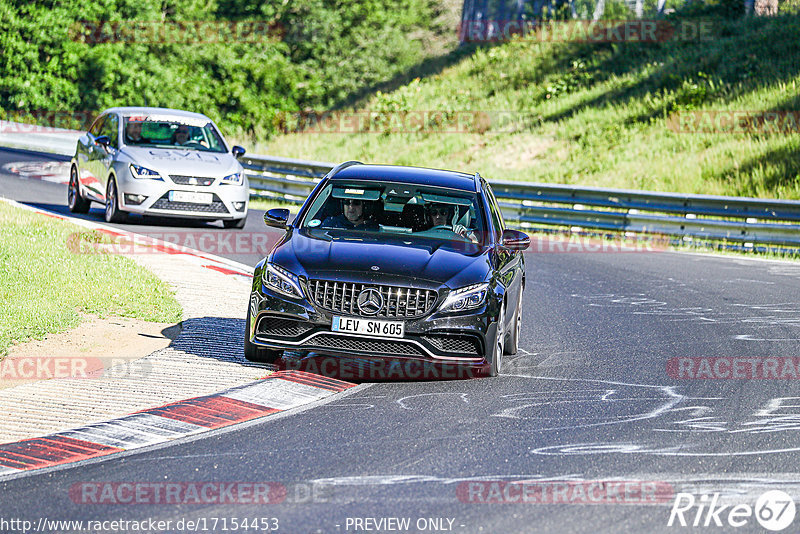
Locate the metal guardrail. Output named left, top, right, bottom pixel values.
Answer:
left=241, top=153, right=800, bottom=248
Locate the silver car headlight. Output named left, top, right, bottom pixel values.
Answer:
left=264, top=263, right=304, bottom=299
left=129, top=164, right=162, bottom=180
left=440, top=283, right=489, bottom=313
left=221, top=172, right=243, bottom=185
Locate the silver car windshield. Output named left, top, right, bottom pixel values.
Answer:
left=122, top=115, right=227, bottom=153
left=300, top=181, right=486, bottom=244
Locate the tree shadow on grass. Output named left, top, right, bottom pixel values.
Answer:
left=328, top=43, right=485, bottom=111
left=530, top=16, right=800, bottom=128
left=714, top=139, right=800, bottom=199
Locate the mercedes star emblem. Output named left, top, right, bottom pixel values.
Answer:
left=357, top=288, right=384, bottom=315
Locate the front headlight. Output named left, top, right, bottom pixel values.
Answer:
left=129, top=164, right=162, bottom=180
left=264, top=263, right=304, bottom=299
left=221, top=172, right=243, bottom=185
left=440, top=283, right=489, bottom=313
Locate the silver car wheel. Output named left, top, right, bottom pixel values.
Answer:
left=105, top=182, right=115, bottom=221
left=105, top=178, right=126, bottom=223
left=68, top=169, right=77, bottom=208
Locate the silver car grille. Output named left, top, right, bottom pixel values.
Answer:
left=152, top=193, right=229, bottom=214
left=307, top=280, right=438, bottom=319
left=170, top=175, right=215, bottom=186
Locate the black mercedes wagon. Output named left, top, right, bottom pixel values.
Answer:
left=245, top=162, right=529, bottom=377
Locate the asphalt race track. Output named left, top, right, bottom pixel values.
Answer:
left=2, top=147, right=800, bottom=533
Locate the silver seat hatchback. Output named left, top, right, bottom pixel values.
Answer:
left=69, top=107, right=249, bottom=228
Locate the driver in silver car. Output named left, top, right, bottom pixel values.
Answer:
left=172, top=125, right=192, bottom=145
left=124, top=121, right=150, bottom=144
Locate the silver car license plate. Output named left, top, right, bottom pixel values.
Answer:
left=332, top=316, right=404, bottom=338
left=170, top=191, right=213, bottom=204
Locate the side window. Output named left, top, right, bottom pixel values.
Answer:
left=100, top=114, right=118, bottom=147
left=483, top=181, right=504, bottom=241
left=88, top=115, right=105, bottom=136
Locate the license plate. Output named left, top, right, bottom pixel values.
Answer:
left=169, top=191, right=212, bottom=204
left=332, top=316, right=404, bottom=338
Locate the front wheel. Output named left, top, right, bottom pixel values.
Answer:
left=488, top=304, right=506, bottom=377
left=505, top=288, right=523, bottom=355
left=105, top=177, right=127, bottom=223
left=68, top=165, right=90, bottom=214
left=244, top=313, right=282, bottom=363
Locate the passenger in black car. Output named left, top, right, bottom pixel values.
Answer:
left=426, top=202, right=454, bottom=228
left=323, top=198, right=379, bottom=229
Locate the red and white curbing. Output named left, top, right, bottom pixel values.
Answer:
left=2, top=198, right=254, bottom=278
left=0, top=371, right=354, bottom=476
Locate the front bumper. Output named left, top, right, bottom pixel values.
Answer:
left=248, top=285, right=498, bottom=365
left=118, top=169, right=249, bottom=220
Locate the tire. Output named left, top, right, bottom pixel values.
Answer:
left=68, top=165, right=90, bottom=214
left=223, top=217, right=247, bottom=229
left=104, top=177, right=127, bottom=223
left=244, top=312, right=282, bottom=363
left=488, top=303, right=506, bottom=377
left=505, top=287, right=523, bottom=356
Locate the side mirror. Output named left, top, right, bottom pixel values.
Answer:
left=95, top=135, right=111, bottom=147
left=264, top=208, right=290, bottom=229
left=501, top=229, right=530, bottom=250
left=232, top=145, right=246, bottom=158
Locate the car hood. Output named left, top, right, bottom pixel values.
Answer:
left=119, top=147, right=240, bottom=177
left=273, top=229, right=491, bottom=288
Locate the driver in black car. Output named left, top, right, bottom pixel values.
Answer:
left=425, top=202, right=478, bottom=242
left=323, top=198, right=379, bottom=229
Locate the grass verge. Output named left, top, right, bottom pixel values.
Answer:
left=0, top=201, right=182, bottom=357
left=253, top=13, right=800, bottom=200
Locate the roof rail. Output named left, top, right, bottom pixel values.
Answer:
left=324, top=160, right=363, bottom=179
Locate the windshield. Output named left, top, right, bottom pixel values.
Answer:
left=299, top=180, right=486, bottom=244
left=122, top=114, right=227, bottom=153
